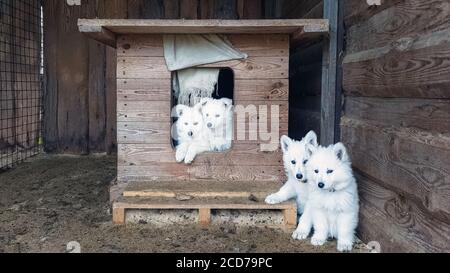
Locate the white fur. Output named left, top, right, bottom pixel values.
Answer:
left=265, top=131, right=318, bottom=214
left=173, top=104, right=210, bottom=164
left=199, top=98, right=233, bottom=152
left=292, top=143, right=359, bottom=252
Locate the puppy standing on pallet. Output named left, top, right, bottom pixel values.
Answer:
left=265, top=131, right=318, bottom=214
left=173, top=104, right=211, bottom=164
left=292, top=143, right=359, bottom=252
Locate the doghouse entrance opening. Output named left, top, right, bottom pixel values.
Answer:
left=171, top=68, right=234, bottom=151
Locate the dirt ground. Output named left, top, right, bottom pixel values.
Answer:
left=0, top=154, right=368, bottom=253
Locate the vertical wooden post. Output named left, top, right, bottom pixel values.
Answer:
left=113, top=207, right=125, bottom=225
left=198, top=208, right=211, bottom=227
left=283, top=207, right=297, bottom=229
left=321, top=0, right=343, bottom=145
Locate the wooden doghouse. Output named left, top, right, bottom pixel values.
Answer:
left=79, top=19, right=328, bottom=228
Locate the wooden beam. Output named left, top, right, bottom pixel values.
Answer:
left=198, top=208, right=211, bottom=227
left=320, top=0, right=343, bottom=145
left=78, top=19, right=329, bottom=35
left=78, top=25, right=117, bottom=48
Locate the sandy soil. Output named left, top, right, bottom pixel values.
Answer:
left=0, top=154, right=368, bottom=253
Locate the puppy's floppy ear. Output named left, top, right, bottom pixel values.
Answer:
left=333, top=142, right=349, bottom=162
left=304, top=131, right=318, bottom=147
left=172, top=104, right=189, bottom=118
left=280, top=135, right=292, bottom=153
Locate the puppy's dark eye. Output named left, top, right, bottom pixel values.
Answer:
left=215, top=114, right=220, bottom=118
left=194, top=122, right=199, bottom=126
left=206, top=114, right=209, bottom=117
left=314, top=169, right=319, bottom=174
left=303, top=160, right=308, bottom=165
left=291, top=160, right=296, bottom=165
left=327, top=169, right=334, bottom=174
left=184, top=122, right=188, bottom=126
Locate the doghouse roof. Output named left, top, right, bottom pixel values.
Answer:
left=78, top=19, right=329, bottom=48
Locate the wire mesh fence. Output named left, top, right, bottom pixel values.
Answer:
left=0, top=0, right=42, bottom=171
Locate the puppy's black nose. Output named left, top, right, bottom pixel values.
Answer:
left=188, top=131, right=193, bottom=137
left=296, top=173, right=303, bottom=180
left=207, top=123, right=212, bottom=128
left=318, top=182, right=325, bottom=189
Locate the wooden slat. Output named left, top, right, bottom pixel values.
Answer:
left=117, top=57, right=170, bottom=79
left=123, top=179, right=284, bottom=198
left=117, top=100, right=171, bottom=122
left=200, top=57, right=288, bottom=79
left=118, top=143, right=282, bottom=165
left=343, top=0, right=403, bottom=26
left=43, top=0, right=59, bottom=152
left=78, top=19, right=330, bottom=34
left=119, top=165, right=284, bottom=182
left=343, top=41, right=450, bottom=99
left=117, top=78, right=171, bottom=101
left=344, top=97, right=450, bottom=134
left=356, top=171, right=450, bottom=253
left=341, top=117, right=450, bottom=216
left=199, top=208, right=211, bottom=227
left=117, top=35, right=164, bottom=56
left=117, top=56, right=288, bottom=79
left=102, top=0, right=128, bottom=154
left=346, top=0, right=450, bottom=55
left=117, top=34, right=289, bottom=57
left=114, top=196, right=296, bottom=210
left=227, top=34, right=289, bottom=57
left=237, top=0, right=263, bottom=19
left=117, top=122, right=171, bottom=144
left=117, top=79, right=288, bottom=101
left=180, top=0, right=199, bottom=19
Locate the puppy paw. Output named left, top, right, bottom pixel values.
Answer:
left=184, top=151, right=196, bottom=164
left=265, top=194, right=282, bottom=204
left=175, top=149, right=186, bottom=162
left=337, top=241, right=353, bottom=252
left=311, top=236, right=326, bottom=246
left=292, top=226, right=310, bottom=240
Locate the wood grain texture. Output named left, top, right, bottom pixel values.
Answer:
left=237, top=0, right=263, bottom=19
left=343, top=0, right=403, bottom=26
left=117, top=78, right=287, bottom=101
left=117, top=34, right=289, bottom=57
left=200, top=57, right=289, bottom=79
left=118, top=143, right=282, bottom=165
left=123, top=179, right=284, bottom=198
left=119, top=164, right=284, bottom=182
left=356, top=171, right=450, bottom=253
left=117, top=56, right=288, bottom=79
left=117, top=100, right=171, bottom=122
left=117, top=122, right=171, bottom=144
left=341, top=117, right=450, bottom=216
left=344, top=97, right=450, bottom=134
left=43, top=0, right=59, bottom=152
left=346, top=0, right=450, bottom=54
left=343, top=42, right=450, bottom=99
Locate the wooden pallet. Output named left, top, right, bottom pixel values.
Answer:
left=112, top=180, right=297, bottom=229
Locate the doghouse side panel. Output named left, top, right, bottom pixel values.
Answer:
left=117, top=34, right=289, bottom=183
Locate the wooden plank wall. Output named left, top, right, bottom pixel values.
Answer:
left=282, top=0, right=324, bottom=141
left=117, top=34, right=289, bottom=182
left=43, top=0, right=274, bottom=154
left=342, top=0, right=450, bottom=252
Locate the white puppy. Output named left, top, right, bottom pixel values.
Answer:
left=200, top=98, right=233, bottom=152
left=292, top=143, right=359, bottom=252
left=173, top=104, right=210, bottom=164
left=265, top=131, right=318, bottom=214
